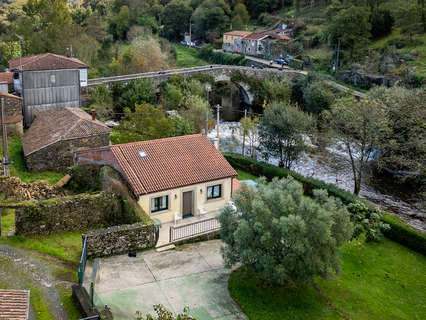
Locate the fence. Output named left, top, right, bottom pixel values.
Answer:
left=169, top=217, right=221, bottom=243
left=78, top=235, right=88, bottom=286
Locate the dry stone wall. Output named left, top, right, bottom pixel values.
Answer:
left=84, top=222, right=156, bottom=258
left=13, top=192, right=131, bottom=235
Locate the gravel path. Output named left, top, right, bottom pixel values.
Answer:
left=0, top=245, right=68, bottom=320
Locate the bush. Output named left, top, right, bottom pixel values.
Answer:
left=199, top=45, right=247, bottom=65
left=381, top=214, right=426, bottom=255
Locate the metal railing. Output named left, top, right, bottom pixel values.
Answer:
left=78, top=235, right=88, bottom=286
left=169, top=217, right=221, bottom=243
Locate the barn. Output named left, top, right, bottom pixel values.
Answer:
left=9, top=53, right=88, bottom=126
left=22, top=107, right=111, bottom=172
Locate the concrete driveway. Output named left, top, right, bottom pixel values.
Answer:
left=91, top=240, right=247, bottom=320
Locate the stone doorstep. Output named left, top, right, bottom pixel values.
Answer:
left=155, top=244, right=176, bottom=252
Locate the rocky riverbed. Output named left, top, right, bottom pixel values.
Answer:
left=209, top=122, right=425, bottom=232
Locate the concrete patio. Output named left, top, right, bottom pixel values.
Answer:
left=87, top=240, right=247, bottom=320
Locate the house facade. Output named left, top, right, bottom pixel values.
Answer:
left=9, top=53, right=89, bottom=126
left=22, top=107, right=111, bottom=172
left=74, top=134, right=238, bottom=224
left=222, top=31, right=252, bottom=53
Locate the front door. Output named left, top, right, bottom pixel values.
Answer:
left=182, top=191, right=193, bottom=218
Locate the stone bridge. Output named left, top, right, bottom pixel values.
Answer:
left=87, top=65, right=304, bottom=105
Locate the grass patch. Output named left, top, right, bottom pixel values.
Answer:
left=229, top=238, right=426, bottom=320
left=0, top=231, right=82, bottom=263
left=57, top=285, right=83, bottom=320
left=174, top=44, right=208, bottom=68
left=236, top=169, right=259, bottom=181
left=0, top=136, right=64, bottom=184
left=1, top=209, right=15, bottom=235
left=27, top=286, right=54, bottom=320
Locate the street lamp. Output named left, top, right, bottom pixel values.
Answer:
left=205, top=83, right=211, bottom=134
left=15, top=34, right=23, bottom=72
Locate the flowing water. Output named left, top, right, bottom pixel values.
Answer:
left=209, top=122, right=425, bottom=232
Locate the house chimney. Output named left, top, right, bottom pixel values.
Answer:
left=91, top=109, right=96, bottom=121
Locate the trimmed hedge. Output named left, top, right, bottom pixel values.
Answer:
left=224, top=152, right=426, bottom=254
left=381, top=214, right=426, bottom=255
left=199, top=45, right=247, bottom=66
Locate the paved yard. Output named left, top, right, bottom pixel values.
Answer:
left=91, top=240, right=247, bottom=320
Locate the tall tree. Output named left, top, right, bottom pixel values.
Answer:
left=260, top=102, right=314, bottom=169
left=192, top=0, right=231, bottom=40
left=219, top=177, right=353, bottom=285
left=327, top=96, right=390, bottom=195
left=162, top=0, right=192, bottom=41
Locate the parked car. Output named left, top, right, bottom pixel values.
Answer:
left=275, top=58, right=286, bottom=65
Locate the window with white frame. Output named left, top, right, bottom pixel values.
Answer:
left=151, top=195, right=169, bottom=213
left=207, top=184, right=222, bottom=200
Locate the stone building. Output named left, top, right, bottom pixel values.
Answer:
left=22, top=107, right=111, bottom=172
left=0, top=93, right=24, bottom=137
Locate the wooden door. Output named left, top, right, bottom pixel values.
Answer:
left=182, top=191, right=193, bottom=217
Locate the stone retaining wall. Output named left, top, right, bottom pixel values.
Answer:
left=84, top=222, right=156, bottom=258
left=13, top=192, right=134, bottom=235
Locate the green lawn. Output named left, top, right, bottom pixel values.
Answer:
left=236, top=169, right=259, bottom=181
left=0, top=209, right=15, bottom=235
left=229, top=238, right=426, bottom=320
left=0, top=231, right=82, bottom=263
left=0, top=135, right=64, bottom=184
left=174, top=44, right=208, bottom=68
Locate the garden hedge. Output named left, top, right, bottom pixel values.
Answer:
left=224, top=152, right=426, bottom=254
left=381, top=214, right=426, bottom=255
left=199, top=45, right=247, bottom=66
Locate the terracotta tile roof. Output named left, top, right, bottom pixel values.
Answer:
left=0, top=72, right=13, bottom=84
left=109, top=134, right=238, bottom=195
left=0, top=290, right=30, bottom=320
left=9, top=53, right=88, bottom=71
left=224, top=31, right=252, bottom=37
left=22, top=107, right=111, bottom=156
left=243, top=28, right=290, bottom=41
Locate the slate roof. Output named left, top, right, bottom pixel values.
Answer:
left=22, top=107, right=111, bottom=156
left=0, top=290, right=30, bottom=320
left=109, top=134, right=237, bottom=195
left=9, top=53, right=88, bottom=71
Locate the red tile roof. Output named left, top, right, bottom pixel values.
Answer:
left=22, top=107, right=111, bottom=156
left=9, top=53, right=88, bottom=71
left=224, top=31, right=252, bottom=37
left=243, top=28, right=290, bottom=41
left=109, top=134, right=238, bottom=195
left=0, top=72, right=13, bottom=84
left=0, top=290, right=30, bottom=320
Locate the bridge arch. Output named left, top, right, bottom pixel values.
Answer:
left=213, top=73, right=254, bottom=105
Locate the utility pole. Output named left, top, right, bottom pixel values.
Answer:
left=242, top=109, right=247, bottom=156
left=189, top=18, right=192, bottom=45
left=335, top=38, right=340, bottom=75
left=205, top=84, right=211, bottom=135
left=216, top=105, right=221, bottom=150
left=1, top=97, right=10, bottom=176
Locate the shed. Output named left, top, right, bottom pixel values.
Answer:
left=22, top=107, right=111, bottom=172
left=9, top=53, right=89, bottom=126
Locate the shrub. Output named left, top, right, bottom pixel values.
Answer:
left=381, top=214, right=426, bottom=255
left=199, top=45, right=247, bottom=65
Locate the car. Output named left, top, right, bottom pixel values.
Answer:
left=275, top=58, right=285, bottom=65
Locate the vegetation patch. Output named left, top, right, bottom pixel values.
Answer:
left=229, top=238, right=426, bottom=320
left=174, top=44, right=208, bottom=68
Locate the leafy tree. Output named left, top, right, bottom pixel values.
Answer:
left=162, top=83, right=183, bottom=109
left=326, top=96, right=390, bottom=195
left=370, top=8, right=394, bottom=39
left=108, top=5, right=131, bottom=40
left=261, top=79, right=292, bottom=105
left=232, top=3, right=250, bottom=27
left=122, top=78, right=156, bottom=111
left=136, top=305, right=197, bottom=320
left=162, top=0, right=192, bottom=41
left=302, top=81, right=335, bottom=114
left=114, top=103, right=175, bottom=144
left=170, top=116, right=196, bottom=136
left=240, top=116, right=260, bottom=158
left=192, top=0, right=231, bottom=40
left=231, top=14, right=245, bottom=30
left=326, top=5, right=371, bottom=60
left=369, top=86, right=426, bottom=175
left=219, top=177, right=353, bottom=285
left=90, top=84, right=113, bottom=120
left=180, top=95, right=211, bottom=133
left=260, top=102, right=314, bottom=169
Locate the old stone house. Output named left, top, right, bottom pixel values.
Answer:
left=22, top=107, right=111, bottom=172
left=74, top=134, right=238, bottom=224
left=0, top=93, right=24, bottom=137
